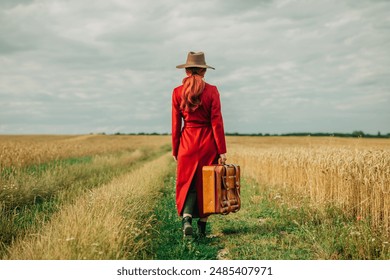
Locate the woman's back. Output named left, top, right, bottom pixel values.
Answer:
left=172, top=83, right=218, bottom=126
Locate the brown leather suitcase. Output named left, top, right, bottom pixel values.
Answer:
left=202, top=162, right=241, bottom=215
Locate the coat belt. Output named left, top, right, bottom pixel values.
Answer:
left=183, top=121, right=211, bottom=128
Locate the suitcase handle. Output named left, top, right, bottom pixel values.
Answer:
left=218, top=157, right=227, bottom=165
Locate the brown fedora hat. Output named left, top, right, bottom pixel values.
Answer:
left=176, top=51, right=215, bottom=70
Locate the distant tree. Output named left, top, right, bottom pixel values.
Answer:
left=352, top=130, right=365, bottom=137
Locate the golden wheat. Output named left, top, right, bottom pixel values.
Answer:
left=227, top=136, right=390, bottom=235
left=2, top=134, right=389, bottom=259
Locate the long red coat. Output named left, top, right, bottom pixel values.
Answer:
left=172, top=82, right=227, bottom=218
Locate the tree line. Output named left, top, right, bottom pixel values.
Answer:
left=107, top=130, right=390, bottom=138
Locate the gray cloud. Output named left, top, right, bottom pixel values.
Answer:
left=0, top=0, right=389, bottom=135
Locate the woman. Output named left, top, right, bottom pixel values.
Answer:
left=172, top=51, right=227, bottom=238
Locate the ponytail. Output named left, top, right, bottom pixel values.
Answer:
left=180, top=67, right=206, bottom=112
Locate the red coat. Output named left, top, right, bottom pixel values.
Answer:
left=172, top=83, right=227, bottom=218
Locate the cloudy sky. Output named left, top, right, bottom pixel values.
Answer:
left=1, top=0, right=389, bottom=135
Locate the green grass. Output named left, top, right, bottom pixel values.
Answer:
left=1, top=156, right=93, bottom=179
left=148, top=175, right=223, bottom=260
left=0, top=145, right=170, bottom=258
left=149, top=174, right=390, bottom=260
left=210, top=178, right=390, bottom=260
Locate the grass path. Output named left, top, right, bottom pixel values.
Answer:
left=0, top=145, right=169, bottom=258
left=4, top=153, right=172, bottom=260
left=150, top=173, right=313, bottom=260
left=151, top=174, right=390, bottom=260
left=148, top=175, right=222, bottom=259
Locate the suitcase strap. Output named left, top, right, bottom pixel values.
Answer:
left=220, top=164, right=241, bottom=215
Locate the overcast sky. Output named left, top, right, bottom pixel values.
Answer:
left=1, top=0, right=389, bottom=135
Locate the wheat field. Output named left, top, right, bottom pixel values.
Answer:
left=0, top=134, right=389, bottom=259
left=0, top=134, right=169, bottom=168
left=227, top=136, right=390, bottom=235
left=0, top=134, right=172, bottom=259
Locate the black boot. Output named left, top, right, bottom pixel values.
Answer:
left=182, top=216, right=193, bottom=237
left=197, top=220, right=207, bottom=238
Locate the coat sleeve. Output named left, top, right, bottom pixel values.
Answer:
left=211, top=86, right=227, bottom=154
left=171, top=89, right=182, bottom=157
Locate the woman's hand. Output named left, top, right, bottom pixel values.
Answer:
left=219, top=153, right=227, bottom=164
left=173, top=156, right=177, bottom=162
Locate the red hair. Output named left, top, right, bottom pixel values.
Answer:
left=180, top=67, right=206, bottom=112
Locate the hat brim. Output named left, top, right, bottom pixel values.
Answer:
left=176, top=64, right=215, bottom=70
